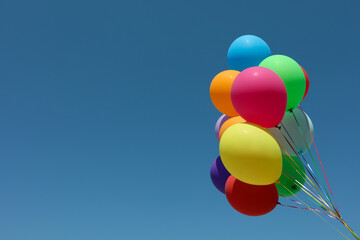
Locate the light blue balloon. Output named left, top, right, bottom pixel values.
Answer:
left=227, top=35, right=271, bottom=71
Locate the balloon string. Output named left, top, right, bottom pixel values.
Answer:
left=298, top=105, right=340, bottom=214
left=297, top=106, right=359, bottom=239
left=278, top=124, right=323, bottom=192
left=341, top=221, right=360, bottom=240
left=285, top=171, right=331, bottom=210
left=288, top=110, right=331, bottom=203
left=294, top=178, right=334, bottom=213
left=281, top=150, right=323, bottom=199
left=278, top=122, right=297, bottom=148
left=290, top=109, right=333, bottom=205
left=288, top=198, right=329, bottom=214
left=280, top=118, right=333, bottom=207
left=275, top=108, right=357, bottom=238
left=282, top=168, right=333, bottom=213
left=298, top=152, right=334, bottom=207
left=287, top=198, right=335, bottom=216
left=278, top=202, right=339, bottom=220
left=278, top=202, right=327, bottom=212
left=279, top=183, right=352, bottom=240
left=280, top=120, right=339, bottom=218
left=279, top=130, right=330, bottom=204
left=279, top=144, right=334, bottom=212
left=285, top=198, right=359, bottom=240
left=280, top=153, right=332, bottom=210
left=277, top=136, right=357, bottom=239
left=277, top=131, right=341, bottom=218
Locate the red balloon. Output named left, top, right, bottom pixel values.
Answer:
left=225, top=176, right=278, bottom=216
left=300, top=66, right=309, bottom=100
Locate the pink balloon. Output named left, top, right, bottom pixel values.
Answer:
left=231, top=67, right=287, bottom=128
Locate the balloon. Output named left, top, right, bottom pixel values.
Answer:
left=259, top=55, right=306, bottom=110
left=276, top=155, right=306, bottom=197
left=210, top=70, right=240, bottom=116
left=231, top=67, right=287, bottom=128
left=300, top=66, right=309, bottom=100
left=215, top=115, right=231, bottom=141
left=219, top=123, right=282, bottom=185
left=227, top=35, right=271, bottom=71
left=268, top=108, right=314, bottom=156
left=210, top=156, right=231, bottom=194
left=218, top=116, right=246, bottom=140
left=225, top=176, right=278, bottom=216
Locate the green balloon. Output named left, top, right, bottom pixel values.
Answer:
left=276, top=155, right=306, bottom=197
left=259, top=55, right=306, bottom=110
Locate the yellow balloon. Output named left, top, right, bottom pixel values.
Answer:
left=219, top=123, right=282, bottom=185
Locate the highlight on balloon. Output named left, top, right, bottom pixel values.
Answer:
left=208, top=35, right=359, bottom=240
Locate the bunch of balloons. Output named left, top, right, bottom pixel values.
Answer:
left=209, top=35, right=360, bottom=240
left=209, top=35, right=313, bottom=216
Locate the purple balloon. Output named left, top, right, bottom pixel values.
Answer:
left=215, top=114, right=231, bottom=141
left=210, top=156, right=231, bottom=194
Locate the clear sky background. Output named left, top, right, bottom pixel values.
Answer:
left=0, top=0, right=359, bottom=240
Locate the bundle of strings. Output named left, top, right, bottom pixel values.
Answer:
left=276, top=105, right=359, bottom=240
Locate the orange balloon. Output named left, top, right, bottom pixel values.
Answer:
left=219, top=116, right=246, bottom=140
left=210, top=70, right=240, bottom=116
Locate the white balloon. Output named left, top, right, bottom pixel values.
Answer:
left=268, top=108, right=314, bottom=156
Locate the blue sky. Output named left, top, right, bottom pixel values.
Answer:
left=0, top=0, right=359, bottom=239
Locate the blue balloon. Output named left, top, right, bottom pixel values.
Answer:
left=227, top=35, right=271, bottom=71
left=210, top=156, right=231, bottom=194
